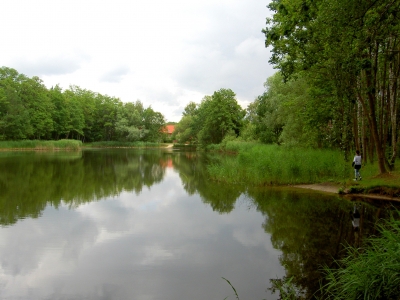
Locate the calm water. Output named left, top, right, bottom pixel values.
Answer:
left=0, top=149, right=396, bottom=300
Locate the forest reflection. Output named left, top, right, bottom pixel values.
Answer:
left=0, top=149, right=397, bottom=298
left=0, top=149, right=243, bottom=226
left=247, top=188, right=397, bottom=298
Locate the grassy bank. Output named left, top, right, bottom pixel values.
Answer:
left=0, top=139, right=82, bottom=150
left=208, top=141, right=400, bottom=196
left=345, top=172, right=400, bottom=198
left=208, top=142, right=350, bottom=185
left=172, top=143, right=197, bottom=150
left=83, top=141, right=168, bottom=148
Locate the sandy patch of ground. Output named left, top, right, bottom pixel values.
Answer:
left=293, top=183, right=340, bottom=194
left=293, top=183, right=400, bottom=202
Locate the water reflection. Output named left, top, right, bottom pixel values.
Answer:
left=248, top=188, right=398, bottom=298
left=0, top=151, right=282, bottom=300
left=0, top=149, right=398, bottom=300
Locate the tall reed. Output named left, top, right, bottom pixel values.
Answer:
left=208, top=143, right=349, bottom=185
left=320, top=212, right=400, bottom=299
left=0, top=139, right=81, bottom=150
left=85, top=141, right=162, bottom=148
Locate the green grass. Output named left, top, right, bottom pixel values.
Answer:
left=320, top=212, right=400, bottom=299
left=83, top=141, right=165, bottom=148
left=344, top=170, right=400, bottom=197
left=208, top=143, right=348, bottom=185
left=0, top=139, right=81, bottom=150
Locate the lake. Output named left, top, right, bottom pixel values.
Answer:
left=0, top=149, right=397, bottom=300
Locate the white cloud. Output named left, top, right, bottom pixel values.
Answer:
left=0, top=0, right=275, bottom=122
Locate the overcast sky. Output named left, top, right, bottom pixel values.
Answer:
left=1, top=0, right=275, bottom=122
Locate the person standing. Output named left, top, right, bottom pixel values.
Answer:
left=352, top=150, right=362, bottom=180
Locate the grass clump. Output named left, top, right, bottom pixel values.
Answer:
left=208, top=143, right=347, bottom=185
left=345, top=172, right=400, bottom=197
left=0, top=139, right=81, bottom=150
left=320, top=212, right=400, bottom=299
left=84, top=141, right=162, bottom=148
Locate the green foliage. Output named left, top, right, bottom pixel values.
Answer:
left=174, top=89, right=245, bottom=147
left=142, top=107, right=166, bottom=142
left=201, top=89, right=245, bottom=146
left=320, top=212, right=400, bottom=299
left=173, top=115, right=195, bottom=144
left=0, top=67, right=166, bottom=143
left=263, top=0, right=400, bottom=173
left=0, top=139, right=81, bottom=150
left=255, top=72, right=335, bottom=148
left=208, top=143, right=346, bottom=185
left=115, top=101, right=148, bottom=142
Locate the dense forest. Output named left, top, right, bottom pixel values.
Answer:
left=174, top=0, right=400, bottom=174
left=0, top=67, right=166, bottom=143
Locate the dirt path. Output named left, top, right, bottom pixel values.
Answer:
left=293, top=183, right=340, bottom=194
left=293, top=183, right=400, bottom=202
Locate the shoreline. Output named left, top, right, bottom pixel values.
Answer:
left=293, top=183, right=400, bottom=202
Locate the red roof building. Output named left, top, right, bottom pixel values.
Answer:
left=164, top=124, right=175, bottom=136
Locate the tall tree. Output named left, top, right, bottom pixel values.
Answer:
left=19, top=76, right=54, bottom=139
left=0, top=67, right=33, bottom=139
left=49, top=85, right=69, bottom=140
left=196, top=88, right=245, bottom=146
left=264, top=0, right=400, bottom=173
left=142, top=107, right=165, bottom=142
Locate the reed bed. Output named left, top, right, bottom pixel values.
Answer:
left=0, top=139, right=81, bottom=150
left=320, top=212, right=400, bottom=299
left=208, top=143, right=352, bottom=185
left=85, top=141, right=162, bottom=148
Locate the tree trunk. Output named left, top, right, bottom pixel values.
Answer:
left=365, top=70, right=387, bottom=173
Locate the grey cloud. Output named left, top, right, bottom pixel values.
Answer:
left=12, top=54, right=87, bottom=77
left=175, top=46, right=274, bottom=102
left=172, top=1, right=276, bottom=103
left=100, top=66, right=130, bottom=83
left=172, top=106, right=184, bottom=119
left=145, top=88, right=181, bottom=107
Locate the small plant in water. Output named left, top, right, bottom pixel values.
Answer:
left=223, top=276, right=299, bottom=300
left=222, top=277, right=240, bottom=300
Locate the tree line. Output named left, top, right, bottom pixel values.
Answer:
left=263, top=0, right=400, bottom=174
left=0, top=67, right=166, bottom=142
left=174, top=0, right=399, bottom=174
